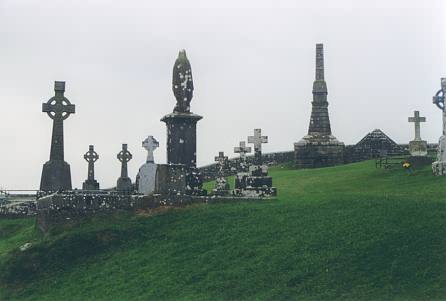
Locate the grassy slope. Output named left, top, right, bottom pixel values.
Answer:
left=1, top=161, right=446, bottom=300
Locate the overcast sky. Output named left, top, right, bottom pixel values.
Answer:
left=0, top=0, right=445, bottom=190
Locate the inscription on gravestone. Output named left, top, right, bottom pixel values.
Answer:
left=40, top=81, right=75, bottom=192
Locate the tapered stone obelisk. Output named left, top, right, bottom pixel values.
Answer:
left=40, top=81, right=75, bottom=192
left=294, top=44, right=344, bottom=168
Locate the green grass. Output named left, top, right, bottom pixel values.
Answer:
left=1, top=161, right=446, bottom=300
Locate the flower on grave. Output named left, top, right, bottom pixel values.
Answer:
left=402, top=162, right=411, bottom=169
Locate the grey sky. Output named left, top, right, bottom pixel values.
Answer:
left=0, top=0, right=445, bottom=189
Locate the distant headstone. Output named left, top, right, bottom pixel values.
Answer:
left=116, top=144, right=133, bottom=192
left=248, top=129, right=268, bottom=165
left=40, top=81, right=75, bottom=192
left=137, top=136, right=159, bottom=195
left=234, top=141, right=251, bottom=190
left=82, top=145, right=100, bottom=190
left=213, top=152, right=230, bottom=195
left=432, top=78, right=446, bottom=175
left=408, top=110, right=427, bottom=156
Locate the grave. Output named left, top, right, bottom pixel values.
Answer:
left=294, top=44, right=344, bottom=168
left=116, top=144, right=133, bottom=192
left=407, top=110, right=431, bottom=168
left=213, top=152, right=230, bottom=196
left=432, top=78, right=446, bottom=176
left=237, top=129, right=276, bottom=197
left=82, top=145, right=100, bottom=190
left=234, top=141, right=252, bottom=192
left=137, top=136, right=159, bottom=195
left=161, top=49, right=205, bottom=196
left=40, top=81, right=75, bottom=192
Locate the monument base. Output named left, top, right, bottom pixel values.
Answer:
left=116, top=177, right=133, bottom=192
left=409, top=140, right=428, bottom=157
left=40, top=160, right=72, bottom=192
left=82, top=180, right=100, bottom=191
left=433, top=161, right=446, bottom=176
left=294, top=135, right=345, bottom=169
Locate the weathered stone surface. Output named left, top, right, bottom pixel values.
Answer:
left=137, top=136, right=159, bottom=195
left=294, top=44, right=344, bottom=169
left=213, top=152, right=230, bottom=195
left=433, top=78, right=446, bottom=175
left=172, top=50, right=194, bottom=113
left=116, top=144, right=133, bottom=192
left=154, top=164, right=187, bottom=198
left=40, top=81, right=75, bottom=192
left=82, top=145, right=100, bottom=190
left=408, top=110, right=427, bottom=156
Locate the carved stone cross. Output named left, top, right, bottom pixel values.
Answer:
left=42, top=81, right=75, bottom=161
left=215, top=151, right=228, bottom=175
left=234, top=141, right=251, bottom=160
left=408, top=111, right=426, bottom=141
left=248, top=129, right=268, bottom=165
left=117, top=144, right=132, bottom=179
left=84, top=145, right=99, bottom=181
left=142, top=136, right=159, bottom=163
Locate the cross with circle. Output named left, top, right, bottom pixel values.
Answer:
left=117, top=144, right=132, bottom=178
left=84, top=145, right=99, bottom=181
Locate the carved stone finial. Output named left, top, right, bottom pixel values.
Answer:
left=172, top=49, right=194, bottom=113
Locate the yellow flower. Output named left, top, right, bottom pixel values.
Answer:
left=403, top=162, right=411, bottom=168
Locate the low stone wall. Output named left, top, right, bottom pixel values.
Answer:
left=0, top=201, right=37, bottom=218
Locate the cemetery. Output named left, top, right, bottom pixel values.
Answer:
left=0, top=2, right=445, bottom=300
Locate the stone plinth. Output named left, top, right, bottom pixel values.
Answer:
left=41, top=160, right=72, bottom=192
left=294, top=135, right=344, bottom=168
left=409, top=140, right=428, bottom=157
left=82, top=179, right=99, bottom=191
left=154, top=164, right=187, bottom=197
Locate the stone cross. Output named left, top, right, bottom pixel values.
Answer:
left=248, top=129, right=268, bottom=165
left=117, top=144, right=132, bottom=179
left=215, top=151, right=228, bottom=175
left=84, top=145, right=99, bottom=181
left=408, top=111, right=426, bottom=141
left=142, top=136, right=159, bottom=163
left=42, top=81, right=75, bottom=161
left=234, top=141, right=251, bottom=160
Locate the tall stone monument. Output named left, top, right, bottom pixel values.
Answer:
left=82, top=145, right=100, bottom=190
left=116, top=144, right=133, bottom=192
left=161, top=50, right=205, bottom=195
left=294, top=44, right=344, bottom=168
left=408, top=111, right=427, bottom=156
left=40, top=81, right=75, bottom=192
left=432, top=78, right=446, bottom=175
left=137, top=136, right=159, bottom=195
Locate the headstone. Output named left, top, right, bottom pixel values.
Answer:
left=154, top=164, right=188, bottom=204
left=116, top=144, right=133, bottom=192
left=248, top=129, right=268, bottom=165
left=213, top=152, right=230, bottom=195
left=137, top=136, right=159, bottom=195
left=432, top=78, right=446, bottom=175
left=408, top=110, right=428, bottom=156
left=234, top=141, right=251, bottom=190
left=40, top=81, right=75, bottom=192
left=294, top=44, right=344, bottom=168
left=161, top=50, right=205, bottom=196
left=82, top=145, right=100, bottom=190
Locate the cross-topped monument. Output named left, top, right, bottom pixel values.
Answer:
left=408, top=111, right=426, bottom=141
left=142, top=136, right=159, bottom=163
left=234, top=141, right=251, bottom=160
left=117, top=144, right=133, bottom=192
left=82, top=145, right=100, bottom=190
left=215, top=151, right=228, bottom=175
left=432, top=78, right=446, bottom=175
left=248, top=129, right=268, bottom=165
left=40, top=81, right=76, bottom=192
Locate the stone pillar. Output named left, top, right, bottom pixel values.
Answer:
left=40, top=81, right=75, bottom=192
left=432, top=78, right=446, bottom=175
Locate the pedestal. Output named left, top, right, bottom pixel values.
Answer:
left=40, top=160, right=72, bottom=192
left=294, top=135, right=345, bottom=168
left=116, top=177, right=132, bottom=192
left=433, top=134, right=446, bottom=176
left=409, top=140, right=428, bottom=157
left=82, top=180, right=99, bottom=191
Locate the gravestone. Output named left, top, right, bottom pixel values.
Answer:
left=137, top=136, right=159, bottom=195
left=116, top=144, right=133, bottom=192
left=432, top=78, right=446, bottom=175
left=40, top=81, right=75, bottom=192
left=239, top=129, right=276, bottom=197
left=154, top=164, right=187, bottom=204
left=82, top=145, right=100, bottom=190
left=294, top=44, right=344, bottom=168
left=408, top=111, right=428, bottom=156
left=213, top=152, right=230, bottom=195
left=161, top=49, right=205, bottom=195
left=234, top=141, right=252, bottom=191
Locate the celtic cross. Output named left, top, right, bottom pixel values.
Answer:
left=433, top=78, right=446, bottom=135
left=248, top=129, right=268, bottom=165
left=84, top=145, right=99, bottom=181
left=142, top=136, right=159, bottom=163
left=42, top=81, right=75, bottom=161
left=117, top=144, right=132, bottom=179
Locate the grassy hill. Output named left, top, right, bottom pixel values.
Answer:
left=1, top=160, right=446, bottom=300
